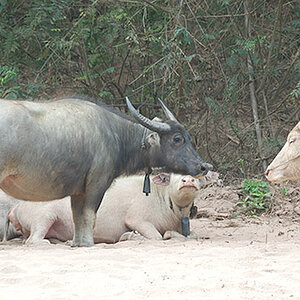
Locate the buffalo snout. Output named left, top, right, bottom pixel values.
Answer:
left=192, top=162, right=213, bottom=178
left=200, top=162, right=213, bottom=174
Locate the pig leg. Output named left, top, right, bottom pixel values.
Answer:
left=25, top=214, right=57, bottom=245
left=125, top=217, right=163, bottom=240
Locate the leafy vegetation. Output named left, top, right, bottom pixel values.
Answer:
left=0, top=0, right=299, bottom=179
left=0, top=65, right=19, bottom=98
left=237, top=179, right=272, bottom=216
left=280, top=187, right=289, bottom=196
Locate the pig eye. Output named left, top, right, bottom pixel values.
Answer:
left=289, top=137, right=296, bottom=144
left=173, top=134, right=184, bottom=145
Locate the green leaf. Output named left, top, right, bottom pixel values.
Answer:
left=102, top=67, right=115, bottom=75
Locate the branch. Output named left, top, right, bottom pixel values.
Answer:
left=244, top=0, right=267, bottom=170
left=269, top=48, right=300, bottom=104
left=118, top=49, right=130, bottom=87
left=141, top=0, right=173, bottom=14
left=257, top=0, right=283, bottom=94
left=274, top=104, right=300, bottom=139
left=185, top=0, right=228, bottom=88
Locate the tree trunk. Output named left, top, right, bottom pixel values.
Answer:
left=244, top=0, right=267, bottom=171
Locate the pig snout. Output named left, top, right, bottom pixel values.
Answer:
left=179, top=176, right=198, bottom=190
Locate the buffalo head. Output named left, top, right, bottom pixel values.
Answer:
left=126, top=97, right=212, bottom=177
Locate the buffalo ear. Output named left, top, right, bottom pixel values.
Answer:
left=152, top=173, right=170, bottom=186
left=146, top=132, right=160, bottom=146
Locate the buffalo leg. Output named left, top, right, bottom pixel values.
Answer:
left=71, top=170, right=113, bottom=247
left=71, top=191, right=105, bottom=247
left=71, top=195, right=94, bottom=247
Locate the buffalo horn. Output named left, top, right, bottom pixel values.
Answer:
left=126, top=97, right=171, bottom=132
left=157, top=98, right=178, bottom=122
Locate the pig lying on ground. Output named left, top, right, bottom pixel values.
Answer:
left=265, top=121, right=300, bottom=183
left=0, top=190, right=22, bottom=241
left=4, top=172, right=219, bottom=244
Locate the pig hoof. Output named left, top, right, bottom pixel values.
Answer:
left=163, top=231, right=172, bottom=240
left=119, top=232, right=134, bottom=242
left=163, top=231, right=185, bottom=240
left=25, top=239, right=51, bottom=246
left=187, top=232, right=198, bottom=239
left=119, top=231, right=144, bottom=242
left=163, top=231, right=195, bottom=240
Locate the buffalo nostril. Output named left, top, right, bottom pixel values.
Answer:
left=205, top=163, right=213, bottom=171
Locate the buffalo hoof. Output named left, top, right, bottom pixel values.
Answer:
left=68, top=240, right=94, bottom=247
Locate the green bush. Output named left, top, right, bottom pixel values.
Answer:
left=237, top=179, right=271, bottom=216
left=0, top=65, right=44, bottom=99
left=0, top=65, right=20, bottom=98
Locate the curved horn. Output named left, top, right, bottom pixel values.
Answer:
left=126, top=97, right=171, bottom=132
left=157, top=98, right=178, bottom=122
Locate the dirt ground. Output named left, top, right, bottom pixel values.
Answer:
left=0, top=183, right=300, bottom=300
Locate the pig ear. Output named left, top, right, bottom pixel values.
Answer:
left=146, top=132, right=160, bottom=146
left=152, top=173, right=170, bottom=186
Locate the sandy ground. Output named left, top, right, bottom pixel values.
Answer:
left=1, top=185, right=300, bottom=300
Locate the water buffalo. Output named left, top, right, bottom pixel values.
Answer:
left=265, top=121, right=300, bottom=183
left=0, top=97, right=211, bottom=246
left=3, top=172, right=219, bottom=244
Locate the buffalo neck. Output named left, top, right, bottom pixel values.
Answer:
left=114, top=119, right=153, bottom=176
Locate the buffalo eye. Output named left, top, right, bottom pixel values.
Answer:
left=172, top=134, right=185, bottom=146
